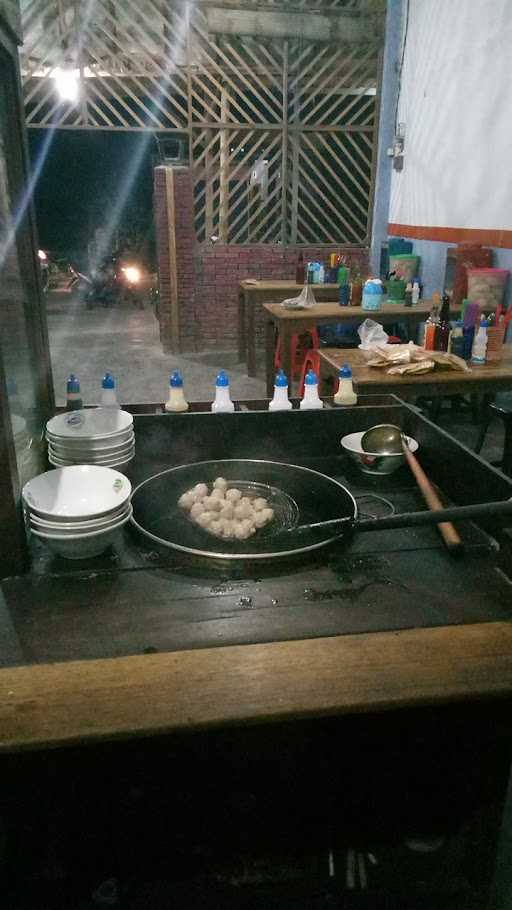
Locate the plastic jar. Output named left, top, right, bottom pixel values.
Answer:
left=467, top=268, right=508, bottom=310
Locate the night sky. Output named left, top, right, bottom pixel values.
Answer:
left=27, top=130, right=156, bottom=266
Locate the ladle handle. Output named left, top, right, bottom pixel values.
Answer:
left=354, top=498, right=512, bottom=533
left=402, top=442, right=462, bottom=552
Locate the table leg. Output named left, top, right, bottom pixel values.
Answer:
left=247, top=292, right=256, bottom=377
left=281, top=328, right=293, bottom=394
left=265, top=318, right=275, bottom=398
left=238, top=290, right=246, bottom=364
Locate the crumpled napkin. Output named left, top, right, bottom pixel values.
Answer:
left=366, top=344, right=470, bottom=375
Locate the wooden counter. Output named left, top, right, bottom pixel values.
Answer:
left=2, top=621, right=512, bottom=753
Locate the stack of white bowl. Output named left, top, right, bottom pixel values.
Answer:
left=22, top=465, right=132, bottom=559
left=46, top=408, right=134, bottom=468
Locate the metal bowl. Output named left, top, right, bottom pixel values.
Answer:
left=341, top=431, right=418, bottom=476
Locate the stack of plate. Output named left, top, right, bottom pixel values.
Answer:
left=46, top=408, right=134, bottom=468
left=22, top=465, right=132, bottom=559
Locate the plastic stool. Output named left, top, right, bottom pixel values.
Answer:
left=274, top=327, right=320, bottom=378
left=475, top=401, right=512, bottom=477
left=298, top=349, right=321, bottom=399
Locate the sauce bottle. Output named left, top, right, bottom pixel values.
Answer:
left=268, top=369, right=292, bottom=411
left=424, top=294, right=441, bottom=350
left=165, top=369, right=189, bottom=412
left=300, top=370, right=324, bottom=410
left=472, top=317, right=489, bottom=363
left=66, top=374, right=83, bottom=411
left=334, top=363, right=357, bottom=406
left=100, top=372, right=119, bottom=408
left=211, top=370, right=235, bottom=412
left=435, top=294, right=451, bottom=351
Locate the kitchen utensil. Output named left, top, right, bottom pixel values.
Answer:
left=361, top=424, right=403, bottom=455
left=401, top=437, right=462, bottom=552
left=341, top=431, right=418, bottom=475
left=130, top=459, right=512, bottom=561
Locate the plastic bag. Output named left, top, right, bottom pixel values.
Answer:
left=281, top=284, right=316, bottom=309
left=357, top=319, right=389, bottom=349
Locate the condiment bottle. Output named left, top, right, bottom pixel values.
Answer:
left=300, top=370, right=324, bottom=410
left=334, top=363, right=357, bottom=406
left=435, top=293, right=451, bottom=351
left=411, top=279, right=420, bottom=305
left=66, top=374, right=83, bottom=411
left=268, top=368, right=292, bottom=411
left=100, top=371, right=119, bottom=408
left=404, top=281, right=413, bottom=307
left=424, top=301, right=440, bottom=350
left=472, top=317, right=489, bottom=363
left=318, top=264, right=325, bottom=284
left=211, top=370, right=235, bottom=412
left=337, top=264, right=348, bottom=286
left=165, top=369, right=189, bottom=412
left=449, top=321, right=464, bottom=357
left=295, top=252, right=305, bottom=285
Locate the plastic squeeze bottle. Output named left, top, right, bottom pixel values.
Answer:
left=100, top=371, right=119, bottom=407
left=211, top=370, right=235, bottom=412
left=300, top=370, right=324, bottom=410
left=269, top=368, right=292, bottom=411
left=66, top=374, right=83, bottom=411
left=165, top=369, right=189, bottom=412
left=334, top=363, right=357, bottom=406
left=472, top=317, right=489, bottom=364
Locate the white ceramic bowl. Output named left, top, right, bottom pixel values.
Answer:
left=30, top=518, right=129, bottom=559
left=48, top=452, right=134, bottom=469
left=46, top=408, right=133, bottom=440
left=22, top=465, right=132, bottom=519
left=30, top=503, right=132, bottom=533
left=47, top=433, right=135, bottom=455
left=341, top=431, right=419, bottom=476
left=46, top=429, right=135, bottom=452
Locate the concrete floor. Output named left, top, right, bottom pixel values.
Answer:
left=45, top=290, right=510, bottom=471
left=46, top=290, right=266, bottom=407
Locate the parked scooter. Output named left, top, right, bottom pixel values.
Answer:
left=69, top=254, right=145, bottom=309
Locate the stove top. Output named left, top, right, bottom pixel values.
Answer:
left=2, top=399, right=512, bottom=669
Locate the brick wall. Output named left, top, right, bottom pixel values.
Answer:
left=155, top=165, right=368, bottom=353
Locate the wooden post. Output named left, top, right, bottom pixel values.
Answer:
left=280, top=39, right=288, bottom=246
left=218, top=86, right=229, bottom=242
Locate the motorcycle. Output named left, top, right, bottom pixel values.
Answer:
left=68, top=255, right=145, bottom=309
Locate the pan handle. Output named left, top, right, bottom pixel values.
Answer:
left=353, top=498, right=512, bottom=533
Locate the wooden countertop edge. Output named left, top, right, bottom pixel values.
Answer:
left=1, top=621, right=512, bottom=753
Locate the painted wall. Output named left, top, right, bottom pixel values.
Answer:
left=389, top=0, right=512, bottom=240
left=370, top=0, right=512, bottom=312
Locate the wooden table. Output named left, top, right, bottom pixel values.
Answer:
left=263, top=300, right=440, bottom=395
left=319, top=345, right=512, bottom=401
left=239, top=280, right=339, bottom=377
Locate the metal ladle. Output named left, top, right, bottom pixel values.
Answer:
left=361, top=423, right=404, bottom=455
left=361, top=423, right=463, bottom=552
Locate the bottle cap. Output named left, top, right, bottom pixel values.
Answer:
left=339, top=363, right=352, bottom=379
left=67, top=373, right=80, bottom=393
left=216, top=370, right=229, bottom=387
left=274, top=368, right=288, bottom=387
left=170, top=369, right=183, bottom=388
left=102, top=371, right=115, bottom=390
left=304, top=369, right=318, bottom=386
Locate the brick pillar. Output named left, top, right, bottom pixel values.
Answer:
left=154, top=165, right=199, bottom=353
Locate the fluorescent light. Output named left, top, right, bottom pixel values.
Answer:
left=53, top=67, right=79, bottom=103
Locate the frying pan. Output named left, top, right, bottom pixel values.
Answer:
left=130, top=459, right=512, bottom=562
